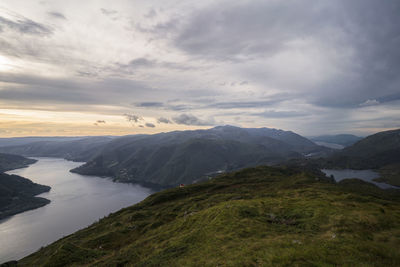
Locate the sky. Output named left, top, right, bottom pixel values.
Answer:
left=0, top=0, right=399, bottom=137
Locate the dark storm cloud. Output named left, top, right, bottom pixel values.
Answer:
left=0, top=15, right=52, bottom=36
left=48, top=12, right=66, bottom=20
left=145, top=122, right=156, bottom=128
left=174, top=0, right=400, bottom=109
left=172, top=114, right=213, bottom=126
left=175, top=0, right=328, bottom=60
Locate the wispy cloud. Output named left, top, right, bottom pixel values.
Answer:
left=48, top=12, right=67, bottom=20
left=123, top=113, right=142, bottom=123
left=0, top=14, right=52, bottom=36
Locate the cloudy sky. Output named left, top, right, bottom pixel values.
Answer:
left=0, top=0, right=399, bottom=137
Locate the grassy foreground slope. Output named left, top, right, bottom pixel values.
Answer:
left=19, top=166, right=400, bottom=266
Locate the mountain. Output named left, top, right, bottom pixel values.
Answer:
left=71, top=126, right=327, bottom=187
left=310, top=134, right=363, bottom=148
left=0, top=136, right=113, bottom=162
left=0, top=137, right=90, bottom=148
left=0, top=153, right=37, bottom=173
left=0, top=172, right=50, bottom=220
left=322, top=128, right=400, bottom=186
left=16, top=166, right=400, bottom=266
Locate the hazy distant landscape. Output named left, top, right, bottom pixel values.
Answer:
left=1, top=0, right=400, bottom=266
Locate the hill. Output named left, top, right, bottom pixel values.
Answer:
left=71, top=126, right=327, bottom=187
left=0, top=137, right=113, bottom=162
left=0, top=137, right=89, bottom=148
left=310, top=134, right=363, bottom=147
left=322, top=128, right=400, bottom=186
left=16, top=166, right=400, bottom=266
left=0, top=172, right=50, bottom=220
left=0, top=153, right=37, bottom=173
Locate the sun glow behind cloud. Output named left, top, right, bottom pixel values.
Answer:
left=0, top=55, right=13, bottom=71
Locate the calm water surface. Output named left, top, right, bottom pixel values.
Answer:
left=322, top=169, right=399, bottom=189
left=0, top=158, right=152, bottom=262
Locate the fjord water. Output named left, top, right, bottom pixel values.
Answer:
left=322, top=169, right=399, bottom=189
left=0, top=158, right=152, bottom=262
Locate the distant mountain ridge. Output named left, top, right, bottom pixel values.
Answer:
left=0, top=137, right=91, bottom=148
left=0, top=136, right=114, bottom=162
left=310, top=134, right=363, bottom=147
left=320, top=128, right=400, bottom=186
left=71, top=125, right=327, bottom=187
left=324, top=129, right=400, bottom=169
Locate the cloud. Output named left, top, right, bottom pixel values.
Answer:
left=157, top=117, right=172, bottom=124
left=117, top=58, right=197, bottom=72
left=174, top=0, right=326, bottom=60
left=145, top=122, right=156, bottom=128
left=100, top=8, right=118, bottom=16
left=48, top=12, right=66, bottom=20
left=253, top=110, right=308, bottom=118
left=172, top=113, right=214, bottom=126
left=134, top=102, right=164, bottom=108
left=0, top=14, right=52, bottom=36
left=359, top=99, right=380, bottom=107
left=123, top=113, right=142, bottom=123
left=126, top=58, right=156, bottom=68
left=0, top=1, right=399, bottom=136
left=206, top=96, right=290, bottom=110
left=144, top=8, right=157, bottom=19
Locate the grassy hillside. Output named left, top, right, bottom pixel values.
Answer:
left=18, top=166, right=400, bottom=266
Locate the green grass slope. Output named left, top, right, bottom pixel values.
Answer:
left=18, top=166, right=400, bottom=266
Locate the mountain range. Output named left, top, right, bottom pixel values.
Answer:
left=0, top=136, right=113, bottom=162
left=309, top=134, right=363, bottom=147
left=317, top=129, right=400, bottom=186
left=70, top=126, right=328, bottom=187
